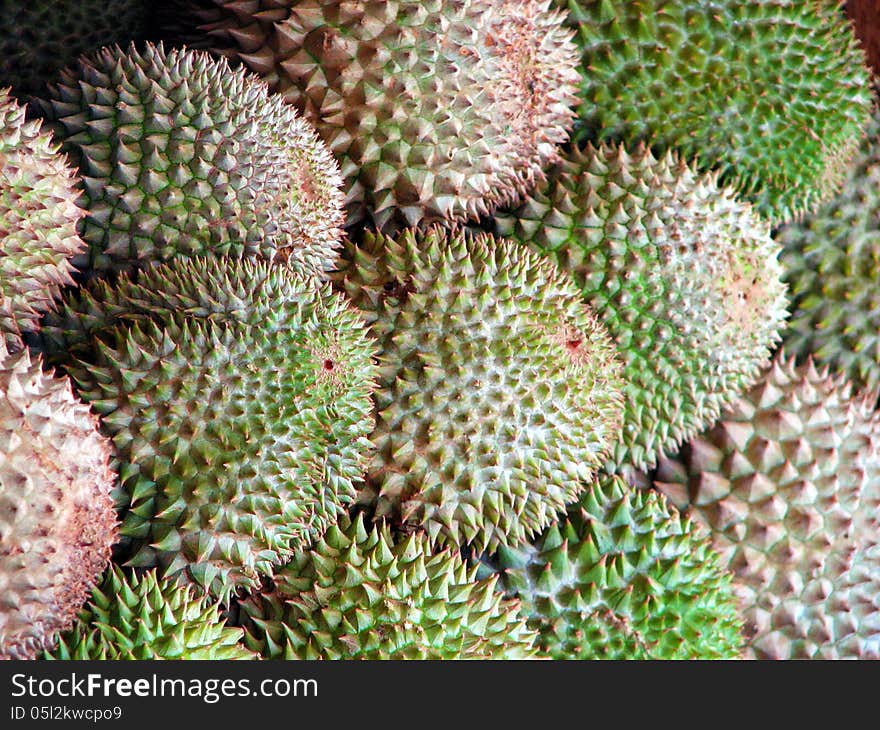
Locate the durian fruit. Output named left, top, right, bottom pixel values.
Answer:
left=495, top=143, right=789, bottom=472
left=337, top=226, right=625, bottom=553
left=0, top=341, right=118, bottom=660
left=776, top=110, right=880, bottom=392
left=35, top=42, right=344, bottom=278
left=55, top=256, right=377, bottom=600
left=0, top=0, right=149, bottom=99
left=46, top=565, right=256, bottom=660
left=40, top=245, right=348, bottom=366
left=198, top=0, right=580, bottom=231
left=0, top=88, right=85, bottom=347
left=559, top=0, right=874, bottom=223
left=491, top=474, right=744, bottom=659
left=240, top=514, right=539, bottom=660
left=655, top=353, right=880, bottom=659
left=848, top=0, right=880, bottom=78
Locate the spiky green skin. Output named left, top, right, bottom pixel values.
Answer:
left=496, top=143, right=789, bottom=472
left=57, top=257, right=377, bottom=600
left=655, top=354, right=880, bottom=659
left=0, top=89, right=85, bottom=346
left=240, top=515, right=538, bottom=659
left=199, top=0, right=580, bottom=231
left=0, top=344, right=117, bottom=660
left=559, top=0, right=873, bottom=223
left=534, top=609, right=652, bottom=660
left=0, top=0, right=148, bottom=99
left=776, top=111, right=880, bottom=392
left=40, top=248, right=353, bottom=366
left=337, top=227, right=625, bottom=553
left=492, top=475, right=744, bottom=659
left=36, top=42, right=344, bottom=278
left=46, top=566, right=255, bottom=660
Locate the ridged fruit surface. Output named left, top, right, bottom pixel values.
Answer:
left=36, top=42, right=344, bottom=278
left=46, top=566, right=256, bottom=660
left=496, top=143, right=789, bottom=472
left=559, top=0, right=874, bottom=222
left=199, top=0, right=580, bottom=230
left=240, top=514, right=539, bottom=659
left=0, top=88, right=85, bottom=346
left=0, top=343, right=117, bottom=660
left=656, top=354, right=880, bottom=659
left=493, top=474, right=744, bottom=659
left=55, top=256, right=377, bottom=600
left=337, top=226, right=625, bottom=553
left=776, top=110, right=880, bottom=391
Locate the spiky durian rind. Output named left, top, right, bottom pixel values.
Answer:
left=776, top=110, right=880, bottom=392
left=41, top=250, right=339, bottom=365
left=199, top=0, right=580, bottom=231
left=46, top=565, right=255, bottom=660
left=0, top=343, right=117, bottom=660
left=493, top=474, right=744, bottom=660
left=655, top=353, right=880, bottom=659
left=59, top=256, right=377, bottom=600
left=337, top=225, right=625, bottom=553
left=496, top=142, right=789, bottom=472
left=240, top=514, right=538, bottom=660
left=559, top=0, right=874, bottom=222
left=0, top=88, right=85, bottom=345
left=36, top=41, right=344, bottom=278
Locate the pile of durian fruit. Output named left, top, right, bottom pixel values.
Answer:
left=3, top=0, right=880, bottom=662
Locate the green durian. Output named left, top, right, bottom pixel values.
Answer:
left=491, top=474, right=744, bottom=660
left=197, top=0, right=580, bottom=231
left=0, top=342, right=118, bottom=660
left=40, top=245, right=351, bottom=366
left=1, top=88, right=85, bottom=346
left=46, top=565, right=256, bottom=660
left=35, top=41, right=344, bottom=278
left=0, top=0, right=149, bottom=99
left=559, top=0, right=874, bottom=223
left=337, top=226, right=625, bottom=553
left=776, top=109, right=880, bottom=391
left=56, top=256, right=377, bottom=600
left=240, top=514, right=538, bottom=660
left=529, top=608, right=652, bottom=660
left=655, top=353, right=880, bottom=659
left=496, top=143, right=789, bottom=472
